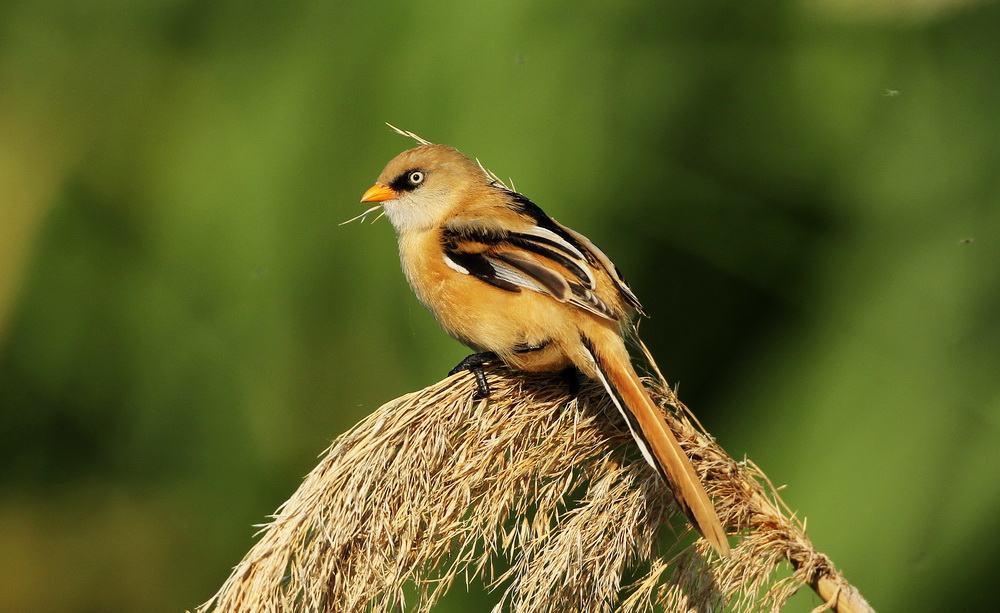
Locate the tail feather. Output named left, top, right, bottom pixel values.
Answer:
left=580, top=335, right=730, bottom=556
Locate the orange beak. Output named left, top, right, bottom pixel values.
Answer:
left=360, top=183, right=398, bottom=203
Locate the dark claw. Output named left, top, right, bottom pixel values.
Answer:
left=470, top=368, right=491, bottom=399
left=449, top=351, right=499, bottom=399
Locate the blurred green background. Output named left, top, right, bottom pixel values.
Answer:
left=2, top=0, right=999, bottom=611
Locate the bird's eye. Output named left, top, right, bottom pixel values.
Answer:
left=408, top=171, right=425, bottom=186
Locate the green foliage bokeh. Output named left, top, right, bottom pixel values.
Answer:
left=1, top=0, right=998, bottom=611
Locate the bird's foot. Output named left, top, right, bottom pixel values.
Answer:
left=449, top=351, right=499, bottom=399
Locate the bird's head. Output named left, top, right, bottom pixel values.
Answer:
left=358, top=144, right=490, bottom=234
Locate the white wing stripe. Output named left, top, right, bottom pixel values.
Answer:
left=487, top=258, right=545, bottom=293
left=522, top=226, right=587, bottom=260
left=444, top=255, right=470, bottom=275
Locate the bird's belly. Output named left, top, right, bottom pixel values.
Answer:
left=414, top=270, right=571, bottom=372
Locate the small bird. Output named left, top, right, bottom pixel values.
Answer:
left=357, top=136, right=729, bottom=556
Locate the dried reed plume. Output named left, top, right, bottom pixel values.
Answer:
left=195, top=363, right=872, bottom=613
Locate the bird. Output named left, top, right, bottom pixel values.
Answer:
left=356, top=136, right=729, bottom=556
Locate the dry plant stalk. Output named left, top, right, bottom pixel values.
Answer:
left=196, top=367, right=873, bottom=613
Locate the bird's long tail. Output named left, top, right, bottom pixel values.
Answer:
left=579, top=333, right=730, bottom=556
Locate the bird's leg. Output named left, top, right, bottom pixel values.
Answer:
left=449, top=351, right=499, bottom=399
left=560, top=365, right=582, bottom=398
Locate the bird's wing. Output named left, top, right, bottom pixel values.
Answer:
left=556, top=222, right=644, bottom=315
left=441, top=190, right=643, bottom=321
